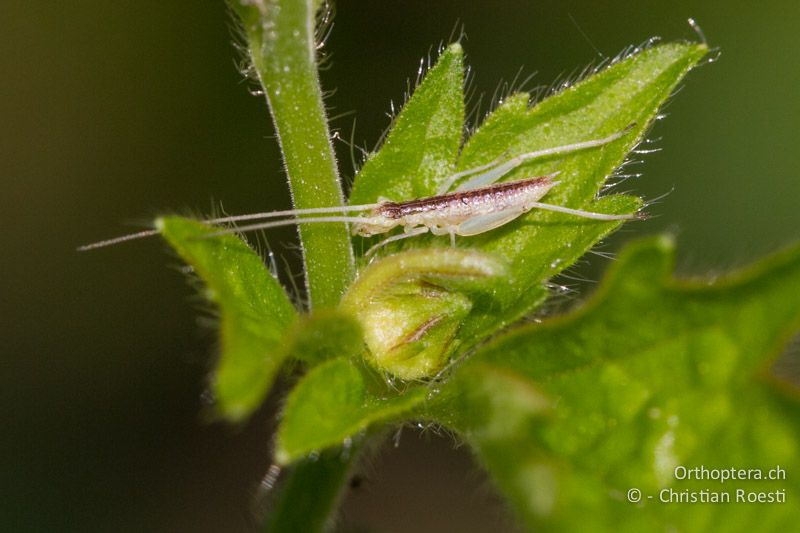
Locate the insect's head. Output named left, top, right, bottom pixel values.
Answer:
left=350, top=216, right=398, bottom=237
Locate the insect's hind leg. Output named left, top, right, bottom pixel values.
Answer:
left=438, top=125, right=635, bottom=194
left=453, top=207, right=527, bottom=236
left=529, top=202, right=641, bottom=221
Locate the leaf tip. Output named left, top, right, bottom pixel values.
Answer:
left=446, top=42, right=463, bottom=56
left=214, top=377, right=261, bottom=423
left=274, top=446, right=292, bottom=466
left=610, top=235, right=676, bottom=284
left=653, top=233, right=676, bottom=252
left=216, top=401, right=249, bottom=424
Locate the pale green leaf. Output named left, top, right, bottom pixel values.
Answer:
left=158, top=216, right=296, bottom=422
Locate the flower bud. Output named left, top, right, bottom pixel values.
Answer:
left=342, top=249, right=506, bottom=379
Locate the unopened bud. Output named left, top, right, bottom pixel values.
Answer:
left=341, top=249, right=506, bottom=379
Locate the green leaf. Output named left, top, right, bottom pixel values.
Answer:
left=281, top=310, right=364, bottom=366
left=158, top=216, right=296, bottom=422
left=348, top=43, right=464, bottom=205
left=428, top=237, right=800, bottom=531
left=345, top=42, right=707, bottom=357
left=276, top=358, right=426, bottom=464
left=455, top=42, right=708, bottom=345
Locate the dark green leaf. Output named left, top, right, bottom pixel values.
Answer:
left=158, top=216, right=296, bottom=422
left=428, top=237, right=800, bottom=531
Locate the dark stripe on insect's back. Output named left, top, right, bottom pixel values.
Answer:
left=377, top=176, right=550, bottom=219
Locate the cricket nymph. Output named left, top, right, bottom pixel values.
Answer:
left=79, top=127, right=639, bottom=254
left=351, top=175, right=556, bottom=238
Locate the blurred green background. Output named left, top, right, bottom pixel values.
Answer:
left=2, top=1, right=798, bottom=531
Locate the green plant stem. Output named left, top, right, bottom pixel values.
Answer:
left=231, top=0, right=354, bottom=308
left=228, top=1, right=358, bottom=529
left=264, top=448, right=358, bottom=533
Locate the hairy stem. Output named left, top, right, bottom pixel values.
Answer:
left=263, top=449, right=357, bottom=533
left=228, top=1, right=358, bottom=529
left=229, top=0, right=354, bottom=308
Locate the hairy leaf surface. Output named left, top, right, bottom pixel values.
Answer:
left=159, top=216, right=296, bottom=421
left=276, top=358, right=426, bottom=463
left=428, top=237, right=800, bottom=531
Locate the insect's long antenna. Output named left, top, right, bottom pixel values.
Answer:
left=77, top=229, right=161, bottom=251
left=77, top=203, right=382, bottom=251
left=202, top=216, right=369, bottom=239
left=202, top=202, right=382, bottom=225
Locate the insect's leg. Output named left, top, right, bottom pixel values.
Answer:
left=443, top=125, right=634, bottom=194
left=427, top=225, right=458, bottom=246
left=435, top=157, right=508, bottom=195
left=364, top=226, right=429, bottom=257
left=451, top=159, right=527, bottom=193
left=430, top=225, right=458, bottom=248
left=427, top=226, right=458, bottom=247
left=453, top=207, right=527, bottom=236
left=529, top=202, right=641, bottom=221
